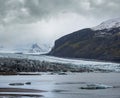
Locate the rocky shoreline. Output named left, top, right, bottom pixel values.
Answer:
left=0, top=88, right=44, bottom=97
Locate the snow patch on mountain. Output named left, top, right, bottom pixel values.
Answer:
left=29, top=43, right=43, bottom=53
left=92, top=18, right=120, bottom=30
left=29, top=43, right=50, bottom=54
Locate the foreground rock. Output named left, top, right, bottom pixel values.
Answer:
left=0, top=88, right=46, bottom=92
left=0, top=87, right=44, bottom=97
left=9, top=82, right=31, bottom=86
left=0, top=94, right=43, bottom=97
left=9, top=83, right=24, bottom=86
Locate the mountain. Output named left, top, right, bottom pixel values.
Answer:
left=49, top=18, right=120, bottom=62
left=0, top=43, right=51, bottom=54
left=29, top=43, right=50, bottom=53
left=92, top=18, right=120, bottom=30
left=29, top=43, right=43, bottom=53
left=0, top=46, right=15, bottom=53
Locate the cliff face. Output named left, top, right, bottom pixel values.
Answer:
left=49, top=27, right=120, bottom=62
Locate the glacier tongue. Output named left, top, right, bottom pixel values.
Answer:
left=92, top=18, right=120, bottom=30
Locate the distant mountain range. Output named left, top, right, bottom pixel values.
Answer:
left=0, top=43, right=51, bottom=54
left=49, top=18, right=120, bottom=62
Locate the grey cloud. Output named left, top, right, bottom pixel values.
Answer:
left=0, top=0, right=120, bottom=25
left=0, top=0, right=120, bottom=46
left=24, top=0, right=120, bottom=19
left=88, top=0, right=120, bottom=17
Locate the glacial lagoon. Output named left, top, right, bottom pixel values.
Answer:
left=0, top=73, right=120, bottom=98
left=0, top=53, right=120, bottom=98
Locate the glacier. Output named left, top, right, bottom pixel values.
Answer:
left=0, top=53, right=120, bottom=72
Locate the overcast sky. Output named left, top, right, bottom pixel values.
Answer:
left=0, top=0, right=120, bottom=47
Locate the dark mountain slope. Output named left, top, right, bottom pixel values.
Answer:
left=49, top=27, right=120, bottom=62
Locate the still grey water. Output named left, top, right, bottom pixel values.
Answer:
left=0, top=73, right=120, bottom=98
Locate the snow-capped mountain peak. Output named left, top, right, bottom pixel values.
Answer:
left=29, top=43, right=45, bottom=53
left=92, top=18, right=120, bottom=30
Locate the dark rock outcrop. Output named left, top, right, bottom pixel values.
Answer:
left=49, top=27, right=120, bottom=62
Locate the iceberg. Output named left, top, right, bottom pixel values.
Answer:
left=81, top=83, right=113, bottom=89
